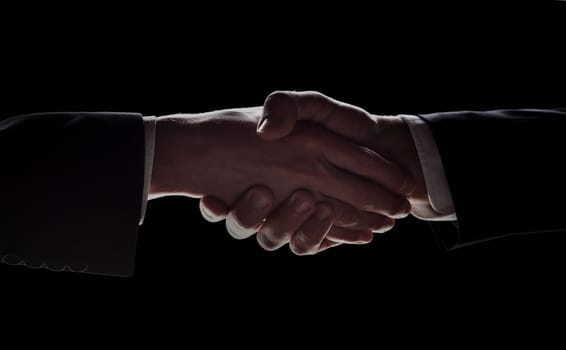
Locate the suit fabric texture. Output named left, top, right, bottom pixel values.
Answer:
left=0, top=112, right=145, bottom=276
left=421, top=108, right=566, bottom=248
left=1, top=109, right=564, bottom=276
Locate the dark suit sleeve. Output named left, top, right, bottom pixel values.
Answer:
left=0, top=112, right=145, bottom=276
left=419, top=109, right=566, bottom=249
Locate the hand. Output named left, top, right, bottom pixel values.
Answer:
left=201, top=92, right=426, bottom=253
left=200, top=187, right=389, bottom=255
left=257, top=91, right=428, bottom=209
left=149, top=106, right=413, bottom=244
left=198, top=92, right=425, bottom=254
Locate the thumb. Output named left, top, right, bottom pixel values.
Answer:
left=257, top=90, right=376, bottom=143
left=257, top=91, right=299, bottom=141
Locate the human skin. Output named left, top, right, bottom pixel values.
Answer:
left=149, top=106, right=414, bottom=250
left=200, top=92, right=427, bottom=254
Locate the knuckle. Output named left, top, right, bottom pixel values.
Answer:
left=317, top=202, right=335, bottom=217
left=264, top=91, right=295, bottom=116
left=230, top=210, right=256, bottom=230
left=357, top=194, right=382, bottom=212
left=264, top=92, right=282, bottom=107
left=359, top=192, right=409, bottom=218
left=260, top=222, right=286, bottom=238
left=258, top=223, right=293, bottom=247
left=290, top=231, right=318, bottom=256
left=266, top=90, right=289, bottom=102
left=357, top=231, right=374, bottom=243
left=290, top=244, right=310, bottom=256
left=335, top=208, right=359, bottom=227
left=289, top=189, right=316, bottom=205
left=388, top=198, right=411, bottom=218
left=372, top=218, right=395, bottom=234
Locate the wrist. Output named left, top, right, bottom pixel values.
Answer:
left=370, top=115, right=428, bottom=203
left=396, top=117, right=428, bottom=204
left=149, top=114, right=202, bottom=198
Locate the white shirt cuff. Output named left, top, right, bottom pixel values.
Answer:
left=399, top=115, right=457, bottom=221
left=140, top=116, right=157, bottom=225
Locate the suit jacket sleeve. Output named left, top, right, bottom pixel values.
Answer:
left=419, top=108, right=566, bottom=248
left=0, top=112, right=145, bottom=276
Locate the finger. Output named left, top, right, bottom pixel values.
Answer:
left=256, top=190, right=316, bottom=251
left=225, top=186, right=275, bottom=240
left=317, top=229, right=375, bottom=254
left=258, top=91, right=376, bottom=142
left=325, top=227, right=375, bottom=244
left=289, top=203, right=334, bottom=256
left=322, top=196, right=400, bottom=232
left=318, top=239, right=342, bottom=253
left=200, top=196, right=229, bottom=223
left=321, top=133, right=415, bottom=195
left=315, top=163, right=411, bottom=219
left=257, top=91, right=299, bottom=140
left=317, top=226, right=379, bottom=254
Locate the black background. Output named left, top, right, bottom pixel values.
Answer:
left=1, top=2, right=565, bottom=336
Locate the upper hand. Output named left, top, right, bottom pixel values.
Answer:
left=258, top=91, right=428, bottom=208
left=151, top=107, right=412, bottom=209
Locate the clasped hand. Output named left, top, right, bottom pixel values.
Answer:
left=150, top=91, right=427, bottom=255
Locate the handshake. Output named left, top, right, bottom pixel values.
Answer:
left=149, top=91, right=430, bottom=255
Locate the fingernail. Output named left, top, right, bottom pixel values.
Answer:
left=250, top=191, right=270, bottom=209
left=257, top=117, right=268, bottom=133
left=316, top=207, right=332, bottom=221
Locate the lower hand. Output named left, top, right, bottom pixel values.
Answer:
left=200, top=187, right=388, bottom=255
